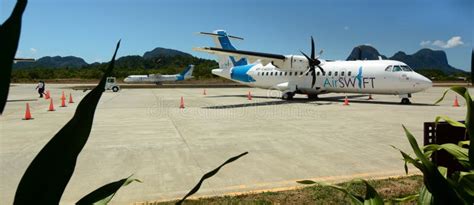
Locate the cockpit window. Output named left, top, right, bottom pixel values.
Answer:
left=401, top=65, right=413, bottom=72
left=392, top=66, right=402, bottom=72
left=385, top=66, right=392, bottom=72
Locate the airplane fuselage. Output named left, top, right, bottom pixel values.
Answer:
left=124, top=65, right=195, bottom=84
left=124, top=74, right=187, bottom=83
left=212, top=59, right=432, bottom=96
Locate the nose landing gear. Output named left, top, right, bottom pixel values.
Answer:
left=401, top=98, right=411, bottom=104
left=399, top=94, right=412, bottom=104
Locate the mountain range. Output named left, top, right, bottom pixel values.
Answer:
left=14, top=46, right=464, bottom=74
left=346, top=45, right=464, bottom=74
left=13, top=47, right=193, bottom=70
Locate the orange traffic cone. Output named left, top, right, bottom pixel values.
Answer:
left=179, top=97, right=185, bottom=109
left=247, top=91, right=252, bottom=100
left=45, top=90, right=50, bottom=99
left=453, top=96, right=460, bottom=107
left=343, top=96, right=350, bottom=106
left=23, top=103, right=33, bottom=120
left=48, top=98, right=55, bottom=111
left=60, top=96, right=67, bottom=107
left=203, top=89, right=207, bottom=95
left=368, top=94, right=373, bottom=100
left=69, top=93, right=74, bottom=103
left=61, top=91, right=66, bottom=100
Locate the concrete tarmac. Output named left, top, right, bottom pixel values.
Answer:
left=1, top=84, right=471, bottom=204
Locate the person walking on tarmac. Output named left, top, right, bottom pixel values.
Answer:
left=36, top=80, right=45, bottom=98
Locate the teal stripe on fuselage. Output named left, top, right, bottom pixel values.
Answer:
left=230, top=64, right=255, bottom=82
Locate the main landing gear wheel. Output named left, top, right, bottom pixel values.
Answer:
left=282, top=92, right=294, bottom=100
left=307, top=94, right=319, bottom=100
left=401, top=98, right=411, bottom=104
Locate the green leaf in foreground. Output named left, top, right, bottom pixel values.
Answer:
left=0, top=0, right=27, bottom=114
left=76, top=176, right=141, bottom=205
left=298, top=179, right=384, bottom=205
left=435, top=87, right=473, bottom=166
left=176, top=152, right=248, bottom=205
left=417, top=185, right=434, bottom=205
left=14, top=41, right=120, bottom=204
left=401, top=125, right=462, bottom=204
left=389, top=194, right=419, bottom=203
left=435, top=115, right=466, bottom=128
left=423, top=143, right=470, bottom=168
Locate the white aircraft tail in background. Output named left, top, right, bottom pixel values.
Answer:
left=194, top=30, right=432, bottom=104
left=124, top=64, right=194, bottom=84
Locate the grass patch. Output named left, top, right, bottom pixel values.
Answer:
left=147, top=175, right=422, bottom=204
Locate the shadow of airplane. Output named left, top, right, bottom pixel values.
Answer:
left=319, top=96, right=435, bottom=106
left=203, top=99, right=333, bottom=109
left=7, top=99, right=38, bottom=102
left=204, top=94, right=435, bottom=108
left=207, top=94, right=368, bottom=100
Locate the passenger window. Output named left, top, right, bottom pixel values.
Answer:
left=334, top=71, right=338, bottom=76
left=385, top=66, right=392, bottom=72
left=341, top=71, right=345, bottom=76
left=328, top=71, right=332, bottom=76
left=289, top=72, right=292, bottom=76
left=322, top=72, right=325, bottom=76
left=305, top=72, right=309, bottom=76
left=280, top=72, right=283, bottom=76
left=284, top=72, right=287, bottom=76
left=271, top=72, right=274, bottom=76
left=348, top=71, right=352, bottom=76
left=300, top=72, right=303, bottom=75
left=317, top=72, right=320, bottom=76
left=392, top=66, right=402, bottom=72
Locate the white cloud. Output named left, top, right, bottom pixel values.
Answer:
left=29, top=48, right=37, bottom=54
left=420, top=36, right=464, bottom=49
left=445, top=36, right=464, bottom=48
left=420, top=40, right=431, bottom=47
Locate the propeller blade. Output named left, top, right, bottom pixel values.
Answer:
left=310, top=36, right=315, bottom=60
left=300, top=51, right=311, bottom=61
left=301, top=68, right=311, bottom=77
left=316, top=65, right=325, bottom=75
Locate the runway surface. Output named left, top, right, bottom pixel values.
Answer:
left=1, top=84, right=471, bottom=204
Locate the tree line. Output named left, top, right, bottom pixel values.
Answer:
left=12, top=55, right=219, bottom=82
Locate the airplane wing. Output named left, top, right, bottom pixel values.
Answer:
left=14, top=58, right=35, bottom=62
left=193, top=47, right=288, bottom=68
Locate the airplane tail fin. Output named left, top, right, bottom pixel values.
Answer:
left=198, top=30, right=248, bottom=69
left=178, top=65, right=194, bottom=80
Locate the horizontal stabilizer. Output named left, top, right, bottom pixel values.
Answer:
left=198, top=32, right=244, bottom=40
left=14, top=58, right=35, bottom=62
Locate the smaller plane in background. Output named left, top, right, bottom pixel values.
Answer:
left=123, top=64, right=194, bottom=84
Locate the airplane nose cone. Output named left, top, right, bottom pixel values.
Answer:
left=416, top=74, right=432, bottom=90
left=124, top=78, right=130, bottom=83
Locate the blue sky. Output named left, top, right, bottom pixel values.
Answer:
left=1, top=0, right=473, bottom=70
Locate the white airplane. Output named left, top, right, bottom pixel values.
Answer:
left=194, top=30, right=432, bottom=104
left=123, top=65, right=194, bottom=84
